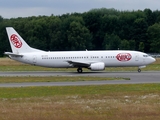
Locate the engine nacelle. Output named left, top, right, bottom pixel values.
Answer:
left=89, top=62, right=105, bottom=71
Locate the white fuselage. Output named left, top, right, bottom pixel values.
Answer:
left=5, top=27, right=156, bottom=72
left=10, top=50, right=155, bottom=69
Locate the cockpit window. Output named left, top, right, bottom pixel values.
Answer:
left=143, top=55, right=148, bottom=57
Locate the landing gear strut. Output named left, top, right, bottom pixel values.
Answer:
left=77, top=67, right=83, bottom=73
left=138, top=68, right=141, bottom=73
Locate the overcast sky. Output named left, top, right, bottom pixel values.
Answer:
left=0, top=0, right=160, bottom=18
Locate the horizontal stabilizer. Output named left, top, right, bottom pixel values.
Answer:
left=4, top=52, right=23, bottom=57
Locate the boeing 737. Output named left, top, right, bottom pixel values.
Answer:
left=5, top=27, right=156, bottom=73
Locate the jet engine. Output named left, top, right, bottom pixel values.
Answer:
left=89, top=62, right=105, bottom=71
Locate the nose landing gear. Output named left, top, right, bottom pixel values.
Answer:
left=138, top=68, right=141, bottom=73
left=138, top=66, right=146, bottom=73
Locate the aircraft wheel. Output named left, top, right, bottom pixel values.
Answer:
left=138, top=68, right=141, bottom=73
left=77, top=68, right=83, bottom=73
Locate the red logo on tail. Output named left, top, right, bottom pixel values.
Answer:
left=10, top=34, right=22, bottom=48
left=116, top=53, right=132, bottom=62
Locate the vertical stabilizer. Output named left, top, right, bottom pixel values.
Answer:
left=6, top=27, right=42, bottom=53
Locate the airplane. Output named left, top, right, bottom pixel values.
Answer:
left=4, top=27, right=156, bottom=73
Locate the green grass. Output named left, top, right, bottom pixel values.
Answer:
left=0, top=84, right=159, bottom=120
left=0, top=76, right=130, bottom=83
left=0, top=84, right=159, bottom=98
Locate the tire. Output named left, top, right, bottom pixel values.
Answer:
left=77, top=68, right=83, bottom=73
left=138, top=68, right=141, bottom=73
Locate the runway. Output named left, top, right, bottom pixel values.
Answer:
left=0, top=71, right=160, bottom=87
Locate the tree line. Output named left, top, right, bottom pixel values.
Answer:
left=0, top=8, right=160, bottom=57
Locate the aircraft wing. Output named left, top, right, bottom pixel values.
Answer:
left=66, top=60, right=91, bottom=67
left=4, top=52, right=23, bottom=57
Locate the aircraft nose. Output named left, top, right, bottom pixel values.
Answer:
left=151, top=57, right=156, bottom=63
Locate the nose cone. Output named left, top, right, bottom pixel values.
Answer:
left=150, top=57, right=156, bottom=63
left=146, top=56, right=156, bottom=65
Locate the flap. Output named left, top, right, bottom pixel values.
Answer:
left=66, top=60, right=91, bottom=67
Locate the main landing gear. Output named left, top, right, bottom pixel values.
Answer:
left=77, top=67, right=83, bottom=73
left=138, top=68, right=141, bottom=73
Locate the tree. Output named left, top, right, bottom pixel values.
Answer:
left=139, top=42, right=144, bottom=52
left=132, top=18, right=148, bottom=51
left=118, top=12, right=136, bottom=39
left=144, top=9, right=155, bottom=26
left=103, top=34, right=121, bottom=50
left=83, top=11, right=104, bottom=49
left=129, top=40, right=136, bottom=50
left=120, top=39, right=130, bottom=50
left=48, top=17, right=63, bottom=51
left=67, top=21, right=92, bottom=50
left=147, top=23, right=160, bottom=53
left=1, top=9, right=160, bottom=57
left=0, top=16, right=3, bottom=22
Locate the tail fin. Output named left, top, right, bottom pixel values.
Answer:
left=6, top=27, right=43, bottom=53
